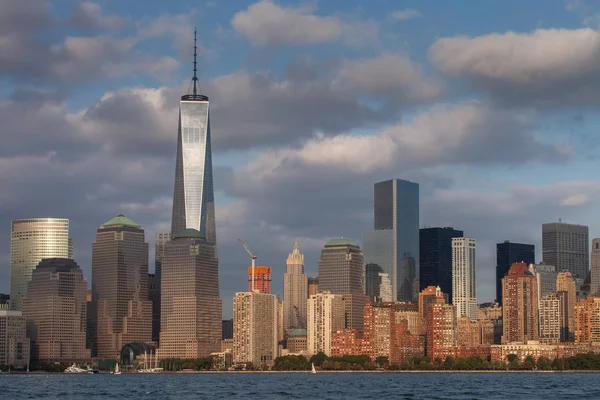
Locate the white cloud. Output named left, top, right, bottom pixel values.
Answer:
left=68, top=2, right=128, bottom=30
left=390, top=9, right=422, bottom=21
left=560, top=193, right=591, bottom=206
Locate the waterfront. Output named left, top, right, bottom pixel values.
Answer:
left=1, top=372, right=600, bottom=399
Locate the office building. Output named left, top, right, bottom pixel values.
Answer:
left=419, top=227, right=463, bottom=303
left=502, top=262, right=538, bottom=344
left=556, top=271, right=577, bottom=341
left=591, top=239, right=600, bottom=295
left=148, top=273, right=160, bottom=343
left=539, top=293, right=562, bottom=344
left=92, top=215, right=152, bottom=360
left=286, top=328, right=308, bottom=354
left=318, top=238, right=368, bottom=331
left=496, top=241, right=535, bottom=305
left=426, top=298, right=457, bottom=359
left=365, top=264, right=392, bottom=302
left=10, top=218, right=72, bottom=311
left=452, top=237, right=477, bottom=321
left=22, top=258, right=89, bottom=362
left=308, top=277, right=318, bottom=296
left=575, top=296, right=600, bottom=345
left=160, top=229, right=221, bottom=358
left=529, top=262, right=557, bottom=300
left=233, top=291, right=279, bottom=366
left=283, top=241, right=308, bottom=330
left=363, top=179, right=419, bottom=302
left=542, top=222, right=589, bottom=280
left=248, top=266, right=272, bottom=294
left=0, top=308, right=29, bottom=368
left=154, top=232, right=171, bottom=285
left=222, top=319, right=233, bottom=340
left=307, top=292, right=345, bottom=356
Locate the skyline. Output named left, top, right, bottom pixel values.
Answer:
left=3, top=0, right=600, bottom=318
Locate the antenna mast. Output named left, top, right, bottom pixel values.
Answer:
left=193, top=28, right=198, bottom=97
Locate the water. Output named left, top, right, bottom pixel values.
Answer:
left=1, top=372, right=600, bottom=399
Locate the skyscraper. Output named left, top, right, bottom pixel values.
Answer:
left=529, top=262, right=557, bottom=300
left=365, top=265, right=392, bottom=302
left=542, top=222, right=589, bottom=280
left=23, top=258, right=89, bottom=362
left=307, top=292, right=345, bottom=356
left=452, top=237, right=477, bottom=321
left=248, top=266, right=272, bottom=294
left=318, top=238, right=368, bottom=331
left=0, top=308, right=29, bottom=369
left=556, top=270, right=577, bottom=341
left=160, top=229, right=221, bottom=359
left=502, top=262, right=538, bottom=344
left=426, top=297, right=457, bottom=359
left=539, top=293, right=561, bottom=344
left=170, top=31, right=216, bottom=245
left=150, top=232, right=170, bottom=345
left=575, top=296, right=600, bottom=345
left=283, top=241, right=308, bottom=330
left=591, top=238, right=600, bottom=295
left=154, top=232, right=171, bottom=286
left=92, top=215, right=152, bottom=360
left=495, top=241, right=535, bottom=305
left=363, top=179, right=419, bottom=302
left=419, top=227, right=463, bottom=303
left=10, top=218, right=72, bottom=311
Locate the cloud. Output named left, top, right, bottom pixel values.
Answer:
left=390, top=9, right=422, bottom=21
left=67, top=2, right=128, bottom=30
left=429, top=28, right=600, bottom=107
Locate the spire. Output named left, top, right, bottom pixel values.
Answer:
left=292, top=240, right=300, bottom=255
left=193, top=27, right=198, bottom=97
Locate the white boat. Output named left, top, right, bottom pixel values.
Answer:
left=64, top=364, right=88, bottom=374
left=112, top=362, right=121, bottom=375
left=311, top=363, right=316, bottom=374
left=138, top=351, right=163, bottom=373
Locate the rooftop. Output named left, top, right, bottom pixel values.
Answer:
left=325, top=238, right=358, bottom=247
left=101, top=214, right=140, bottom=228
left=288, top=328, right=307, bottom=338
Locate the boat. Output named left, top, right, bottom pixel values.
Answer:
left=112, top=362, right=121, bottom=375
left=64, top=364, right=88, bottom=374
left=311, top=363, right=316, bottom=374
left=87, top=366, right=100, bottom=374
left=138, top=351, right=163, bottom=373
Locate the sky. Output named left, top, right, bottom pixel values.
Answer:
left=2, top=0, right=600, bottom=318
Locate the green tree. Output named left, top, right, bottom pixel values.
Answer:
left=375, top=356, right=389, bottom=367
left=536, top=356, right=551, bottom=370
left=522, top=356, right=535, bottom=370
left=443, top=356, right=455, bottom=370
left=507, top=354, right=518, bottom=363
left=310, top=352, right=328, bottom=367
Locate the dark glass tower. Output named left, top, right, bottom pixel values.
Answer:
left=496, top=241, right=535, bottom=305
left=364, top=179, right=419, bottom=302
left=419, top=227, right=463, bottom=303
left=171, top=30, right=216, bottom=244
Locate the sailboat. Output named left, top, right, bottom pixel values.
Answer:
left=112, top=362, right=121, bottom=375
left=311, top=363, right=316, bottom=374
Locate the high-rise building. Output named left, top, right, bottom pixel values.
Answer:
left=528, top=262, right=557, bottom=300
left=283, top=241, right=308, bottom=330
left=363, top=179, right=419, bottom=302
left=160, top=229, right=221, bottom=358
left=248, top=266, right=271, bottom=293
left=222, top=319, right=233, bottom=340
left=591, top=239, right=600, bottom=296
left=502, top=262, right=538, bottom=344
left=575, top=296, right=600, bottom=345
left=0, top=308, right=30, bottom=369
left=154, top=232, right=171, bottom=286
left=151, top=232, right=170, bottom=345
left=170, top=31, right=216, bottom=244
left=92, top=215, right=152, bottom=360
left=318, top=238, right=368, bottom=331
left=496, top=241, right=535, bottom=305
left=10, top=218, right=72, bottom=311
left=452, top=237, right=477, bottom=321
left=539, top=293, right=562, bottom=344
left=23, top=258, right=89, bottom=362
left=419, top=227, right=463, bottom=303
left=307, top=292, right=345, bottom=356
left=457, top=316, right=480, bottom=347
left=0, top=294, right=9, bottom=306
left=542, top=222, right=589, bottom=280
left=418, top=286, right=446, bottom=335
left=233, top=291, right=279, bottom=366
left=426, top=298, right=457, bottom=359
left=362, top=302, right=396, bottom=361
left=365, top=265, right=392, bottom=302
left=556, top=271, right=577, bottom=341
left=308, top=277, right=318, bottom=297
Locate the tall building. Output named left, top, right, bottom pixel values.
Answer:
left=170, top=31, right=216, bottom=245
left=248, top=266, right=272, bottom=293
left=233, top=291, right=279, bottom=366
left=363, top=179, right=419, bottom=302
left=92, top=215, right=152, bottom=360
left=222, top=319, right=233, bottom=340
left=556, top=271, right=577, bottom=341
left=10, top=218, right=72, bottom=311
left=150, top=232, right=170, bottom=345
left=502, top=262, right=538, bottom=344
left=160, top=229, right=221, bottom=358
left=283, top=241, right=308, bottom=330
left=528, top=262, right=557, bottom=300
left=154, top=232, right=171, bottom=286
left=426, top=298, right=457, bottom=359
left=307, top=292, right=345, bottom=356
left=23, top=258, right=89, bottom=362
left=539, top=293, right=562, bottom=344
left=457, top=316, right=480, bottom=347
left=0, top=308, right=29, bottom=369
left=419, top=227, right=463, bottom=303
left=308, top=277, right=318, bottom=297
left=362, top=302, right=396, bottom=361
left=418, top=286, right=445, bottom=335
left=452, top=237, right=477, bottom=321
left=591, top=238, right=600, bottom=295
left=0, top=294, right=9, bottom=306
left=318, top=238, right=368, bottom=331
left=575, top=296, right=600, bottom=345
left=495, top=241, right=535, bottom=305
left=542, top=222, right=589, bottom=280
left=365, top=265, right=392, bottom=302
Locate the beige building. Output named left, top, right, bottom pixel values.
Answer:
left=556, top=271, right=577, bottom=340
left=0, top=307, right=30, bottom=368
left=452, top=237, right=477, bottom=321
left=92, top=215, right=152, bottom=360
left=457, top=316, right=480, bottom=347
left=539, top=293, right=562, bottom=344
left=592, top=239, right=600, bottom=296
left=575, top=296, right=600, bottom=345
left=308, top=277, right=318, bottom=297
left=23, top=258, right=89, bottom=362
left=10, top=218, right=72, bottom=311
left=395, top=309, right=420, bottom=335
left=477, top=302, right=502, bottom=321
left=233, top=291, right=279, bottom=366
left=307, top=292, right=345, bottom=356
left=283, top=241, right=308, bottom=330
left=160, top=229, right=222, bottom=359
left=286, top=328, right=308, bottom=354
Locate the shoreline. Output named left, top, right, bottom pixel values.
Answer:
left=3, top=370, right=600, bottom=375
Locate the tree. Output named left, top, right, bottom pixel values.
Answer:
left=443, top=356, right=455, bottom=370
left=536, top=356, right=551, bottom=371
left=375, top=356, right=389, bottom=367
left=522, top=355, right=535, bottom=370
left=507, top=354, right=518, bottom=363
left=309, top=352, right=328, bottom=367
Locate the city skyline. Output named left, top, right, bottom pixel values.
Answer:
left=4, top=1, right=600, bottom=319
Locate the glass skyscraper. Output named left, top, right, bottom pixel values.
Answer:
left=496, top=241, right=535, bottom=305
left=363, top=179, right=419, bottom=302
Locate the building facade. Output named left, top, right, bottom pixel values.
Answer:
left=452, top=237, right=477, bottom=321
left=10, top=218, right=72, bottom=311
left=363, top=302, right=396, bottom=360
left=556, top=271, right=577, bottom=341
left=160, top=229, right=221, bottom=359
left=23, top=258, right=89, bottom=362
left=529, top=262, right=557, bottom=300
left=307, top=292, right=345, bottom=356
left=308, top=277, right=318, bottom=297
left=419, top=227, right=463, bottom=303
left=502, top=262, right=538, bottom=344
left=419, top=286, right=445, bottom=335
left=151, top=232, right=171, bottom=344
left=0, top=308, right=30, bottom=368
left=592, top=239, right=600, bottom=296
left=539, top=293, right=562, bottom=344
left=363, top=179, right=419, bottom=302
left=426, top=298, right=457, bottom=359
left=496, top=241, right=535, bottom=305
left=575, top=296, right=600, bottom=345
left=365, top=264, right=394, bottom=302
left=542, top=222, right=589, bottom=280
left=283, top=242, right=308, bottom=330
left=248, top=266, right=271, bottom=293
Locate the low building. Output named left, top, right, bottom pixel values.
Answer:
left=394, top=321, right=424, bottom=365
left=211, top=351, right=233, bottom=370
left=490, top=341, right=557, bottom=362
left=477, top=302, right=502, bottom=321
left=120, top=342, right=157, bottom=371
left=221, top=338, right=234, bottom=353
left=0, top=308, right=30, bottom=368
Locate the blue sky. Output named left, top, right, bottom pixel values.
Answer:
left=1, top=0, right=600, bottom=317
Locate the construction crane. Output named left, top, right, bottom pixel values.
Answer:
left=237, top=238, right=257, bottom=292
left=293, top=305, right=305, bottom=329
